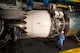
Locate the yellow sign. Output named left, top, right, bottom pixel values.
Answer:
left=59, top=48, right=80, bottom=53
left=70, top=0, right=80, bottom=2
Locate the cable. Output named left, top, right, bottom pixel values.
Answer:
left=74, top=34, right=80, bottom=42
left=0, top=42, right=7, bottom=48
left=5, top=41, right=9, bottom=53
left=0, top=34, right=11, bottom=48
left=16, top=40, right=24, bottom=53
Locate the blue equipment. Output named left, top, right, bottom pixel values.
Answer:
left=43, top=0, right=50, bottom=7
left=26, top=0, right=33, bottom=10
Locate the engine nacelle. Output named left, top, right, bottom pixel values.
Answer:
left=24, top=10, right=51, bottom=38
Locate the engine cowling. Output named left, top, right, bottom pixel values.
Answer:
left=24, top=10, right=51, bottom=38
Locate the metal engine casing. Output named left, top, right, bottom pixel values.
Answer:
left=24, top=10, right=51, bottom=38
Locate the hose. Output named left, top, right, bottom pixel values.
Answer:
left=0, top=20, right=4, bottom=35
left=74, top=34, right=80, bottom=42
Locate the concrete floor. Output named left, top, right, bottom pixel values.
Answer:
left=0, top=37, right=80, bottom=53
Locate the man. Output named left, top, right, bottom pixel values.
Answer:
left=56, top=30, right=65, bottom=50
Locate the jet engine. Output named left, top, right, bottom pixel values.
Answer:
left=0, top=9, right=80, bottom=39
left=0, top=9, right=65, bottom=39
